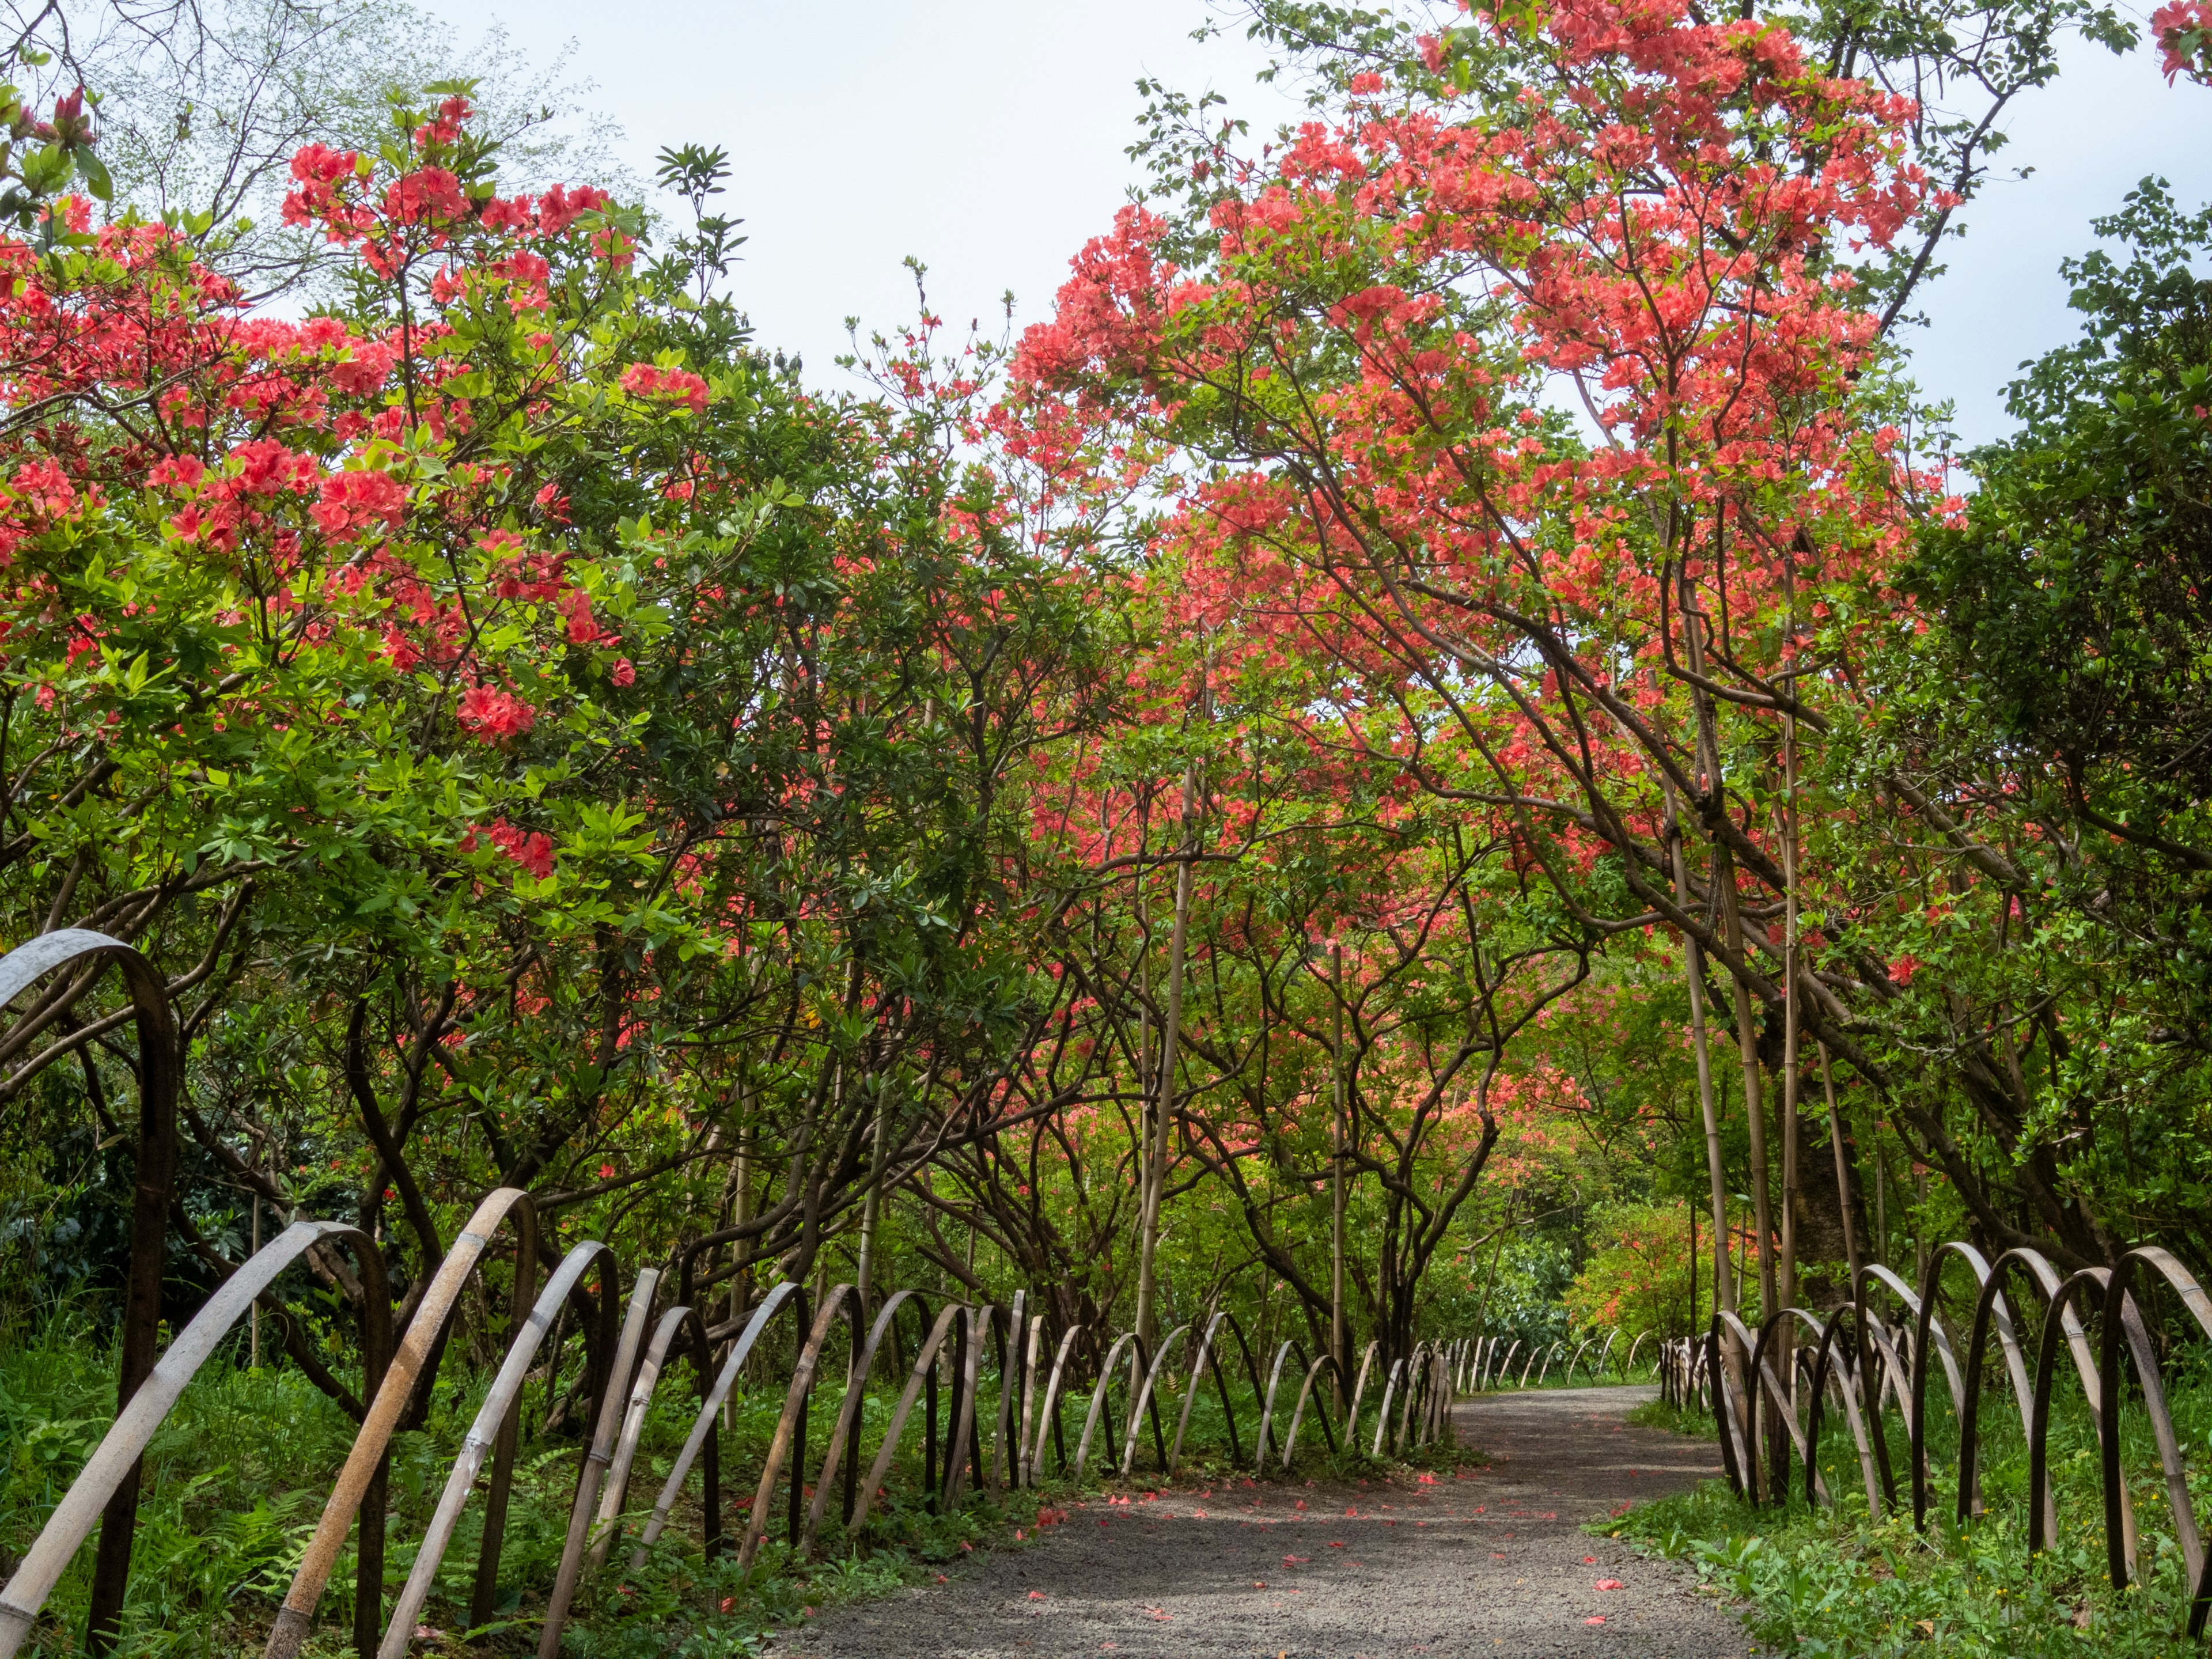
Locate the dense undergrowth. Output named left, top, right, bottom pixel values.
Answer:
left=0, top=1310, right=1433, bottom=1656
left=1611, top=1361, right=2212, bottom=1658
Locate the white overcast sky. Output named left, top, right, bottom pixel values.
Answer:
left=425, top=0, right=2210, bottom=450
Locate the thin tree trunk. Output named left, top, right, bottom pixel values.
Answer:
left=1715, top=840, right=1778, bottom=1323
left=1135, top=764, right=1198, bottom=1351
left=1779, top=719, right=1801, bottom=1315
left=1821, top=1045, right=1862, bottom=1286
left=1665, top=776, right=1734, bottom=1315
left=1331, top=942, right=1347, bottom=1405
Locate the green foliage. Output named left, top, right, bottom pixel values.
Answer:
left=1837, top=176, right=2212, bottom=1260
left=1613, top=1362, right=2212, bottom=1657
left=1562, top=1203, right=1698, bottom=1344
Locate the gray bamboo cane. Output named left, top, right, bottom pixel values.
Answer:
left=630, top=1280, right=801, bottom=1563
left=805, top=1290, right=924, bottom=1548
left=1017, top=1313, right=1044, bottom=1483
left=992, top=1292, right=1024, bottom=1491
left=1253, top=1340, right=1297, bottom=1470
left=378, top=1240, right=612, bottom=1659
left=1283, top=1353, right=1342, bottom=1470
left=1169, top=1311, right=1228, bottom=1475
left=590, top=1304, right=692, bottom=1569
left=0, top=931, right=181, bottom=1658
left=1371, top=1359, right=1404, bottom=1456
left=1029, top=1322, right=1082, bottom=1483
left=1073, top=1332, right=1143, bottom=1480
left=0, top=1221, right=384, bottom=1659
left=1345, top=1342, right=1378, bottom=1442
left=740, top=1286, right=861, bottom=1566
left=538, top=1268, right=659, bottom=1658
left=942, top=1306, right=986, bottom=1505
left=849, top=1302, right=967, bottom=1532
left=1121, top=1324, right=1190, bottom=1474
left=266, top=1186, right=537, bottom=1659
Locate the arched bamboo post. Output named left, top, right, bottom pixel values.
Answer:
left=1344, top=1342, right=1380, bottom=1444
left=1169, top=1309, right=1246, bottom=1474
left=589, top=1302, right=695, bottom=1569
left=377, top=1239, right=619, bottom=1659
left=849, top=1301, right=968, bottom=1532
left=266, top=1186, right=541, bottom=1659
left=628, top=1279, right=803, bottom=1565
left=739, top=1285, right=866, bottom=1566
left=0, top=1221, right=388, bottom=1659
left=1370, top=1358, right=1406, bottom=1456
left=1122, top=1324, right=1191, bottom=1474
left=537, top=1268, right=661, bottom=1658
left=1802, top=1304, right=1887, bottom=1515
left=1282, top=1353, right=1345, bottom=1469
left=0, top=931, right=180, bottom=1655
left=1028, top=1324, right=1086, bottom=1483
left=805, top=1290, right=935, bottom=1548
left=1073, top=1333, right=1145, bottom=1480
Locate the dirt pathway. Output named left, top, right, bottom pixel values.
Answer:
left=769, top=1384, right=1756, bottom=1658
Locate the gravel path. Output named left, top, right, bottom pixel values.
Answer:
left=770, top=1384, right=1756, bottom=1658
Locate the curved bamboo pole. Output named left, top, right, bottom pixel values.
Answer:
left=989, top=1293, right=1023, bottom=1493
left=538, top=1268, right=661, bottom=1659
left=589, top=1303, right=694, bottom=1569
left=739, top=1285, right=865, bottom=1566
left=1016, top=1310, right=1044, bottom=1485
left=1169, top=1310, right=1233, bottom=1475
left=1802, top=1305, right=1886, bottom=1514
left=1194, top=1309, right=1265, bottom=1468
left=849, top=1301, right=968, bottom=1533
left=1907, top=1245, right=2009, bottom=1528
left=2097, top=1249, right=2212, bottom=1600
left=0, top=930, right=180, bottom=1655
left=1519, top=1343, right=1544, bottom=1388
left=1120, top=1323, right=1191, bottom=1474
left=1253, top=1340, right=1301, bottom=1469
left=266, top=1186, right=541, bottom=1659
left=1073, top=1332, right=1143, bottom=1481
left=1395, top=1346, right=1429, bottom=1450
left=378, top=1239, right=618, bottom=1659
left=0, top=1221, right=388, bottom=1659
left=2104, top=1247, right=2212, bottom=1636
left=1370, top=1359, right=1405, bottom=1456
left=1282, top=1353, right=1344, bottom=1469
left=1957, top=1249, right=2085, bottom=1540
left=630, top=1279, right=803, bottom=1563
left=1028, top=1324, right=1085, bottom=1483
left=1344, top=1342, right=1379, bottom=1446
left=805, top=1290, right=931, bottom=1549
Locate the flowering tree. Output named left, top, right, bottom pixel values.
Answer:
left=0, top=81, right=1130, bottom=1408
left=1010, top=0, right=2212, bottom=1302
left=1009, top=0, right=1938, bottom=1305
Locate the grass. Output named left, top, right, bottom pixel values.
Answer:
left=0, top=1310, right=1463, bottom=1656
left=1603, top=1362, right=2212, bottom=1658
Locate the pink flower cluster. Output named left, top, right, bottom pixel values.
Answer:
left=486, top=817, right=554, bottom=879
left=619, top=362, right=710, bottom=412
left=460, top=816, right=554, bottom=878
left=310, top=469, right=407, bottom=540
left=456, top=684, right=537, bottom=742
left=2153, top=0, right=2212, bottom=82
